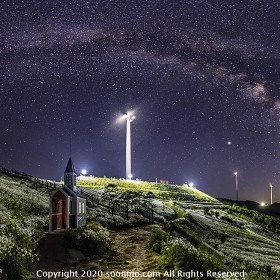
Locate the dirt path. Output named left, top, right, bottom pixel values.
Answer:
left=34, top=232, right=85, bottom=280
left=34, top=225, right=153, bottom=280
left=109, top=225, right=153, bottom=273
left=36, top=232, right=68, bottom=271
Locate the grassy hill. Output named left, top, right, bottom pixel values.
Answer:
left=1, top=171, right=280, bottom=279
left=220, top=198, right=280, bottom=218
left=76, top=176, right=219, bottom=229
left=77, top=176, right=217, bottom=202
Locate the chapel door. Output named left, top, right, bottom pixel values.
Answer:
left=51, top=191, right=66, bottom=231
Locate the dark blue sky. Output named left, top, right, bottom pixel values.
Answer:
left=1, top=0, right=280, bottom=202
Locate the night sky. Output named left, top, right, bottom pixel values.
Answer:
left=1, top=0, right=280, bottom=202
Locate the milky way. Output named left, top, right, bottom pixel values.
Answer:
left=1, top=0, right=280, bottom=202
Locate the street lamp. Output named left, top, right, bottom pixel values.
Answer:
left=234, top=172, right=238, bottom=201
left=123, top=113, right=135, bottom=180
left=269, top=183, right=273, bottom=205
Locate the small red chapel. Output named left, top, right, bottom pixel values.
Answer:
left=49, top=158, right=86, bottom=232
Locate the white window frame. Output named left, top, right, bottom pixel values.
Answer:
left=78, top=202, right=81, bottom=214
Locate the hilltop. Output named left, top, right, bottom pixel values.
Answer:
left=77, top=176, right=217, bottom=203
left=1, top=169, right=280, bottom=279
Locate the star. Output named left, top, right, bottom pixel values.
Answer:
left=0, top=0, right=279, bottom=202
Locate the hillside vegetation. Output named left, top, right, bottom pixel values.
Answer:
left=1, top=171, right=280, bottom=279
left=77, top=176, right=218, bottom=228
left=77, top=176, right=217, bottom=202
left=0, top=174, right=49, bottom=279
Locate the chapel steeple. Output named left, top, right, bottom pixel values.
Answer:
left=64, top=157, right=77, bottom=192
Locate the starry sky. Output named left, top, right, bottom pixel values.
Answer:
left=1, top=0, right=280, bottom=202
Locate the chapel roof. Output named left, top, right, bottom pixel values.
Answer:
left=64, top=157, right=76, bottom=173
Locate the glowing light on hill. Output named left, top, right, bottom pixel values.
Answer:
left=81, top=169, right=87, bottom=175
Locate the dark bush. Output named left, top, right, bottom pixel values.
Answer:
left=148, top=226, right=168, bottom=253
left=63, top=223, right=111, bottom=255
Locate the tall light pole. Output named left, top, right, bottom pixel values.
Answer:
left=269, top=183, right=273, bottom=205
left=123, top=113, right=135, bottom=180
left=234, top=172, right=238, bottom=201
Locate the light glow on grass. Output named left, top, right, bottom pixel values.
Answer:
left=77, top=175, right=96, bottom=181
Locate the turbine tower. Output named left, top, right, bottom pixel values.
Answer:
left=234, top=172, right=238, bottom=201
left=269, top=184, right=273, bottom=205
left=123, top=113, right=135, bottom=179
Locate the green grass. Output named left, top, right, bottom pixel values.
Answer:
left=77, top=176, right=217, bottom=203
left=224, top=204, right=280, bottom=233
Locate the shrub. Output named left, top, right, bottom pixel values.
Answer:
left=220, top=215, right=238, bottom=226
left=168, top=204, right=185, bottom=218
left=148, top=226, right=168, bottom=253
left=64, top=223, right=111, bottom=255
left=168, top=219, right=201, bottom=247
left=161, top=237, right=227, bottom=273
left=214, top=211, right=220, bottom=219
left=203, top=206, right=210, bottom=215
left=63, top=228, right=82, bottom=248
left=189, top=204, right=196, bottom=210
left=161, top=238, right=197, bottom=270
